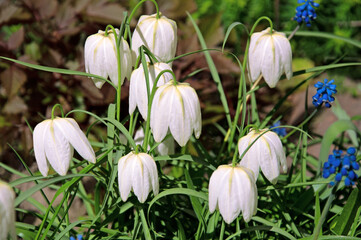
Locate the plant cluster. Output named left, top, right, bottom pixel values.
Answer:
left=1, top=0, right=361, bottom=239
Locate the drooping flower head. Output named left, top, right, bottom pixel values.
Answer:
left=132, top=13, right=177, bottom=65
left=118, top=152, right=159, bottom=203
left=84, top=29, right=132, bottom=88
left=150, top=80, right=201, bottom=147
left=0, top=181, right=16, bottom=240
left=294, top=0, right=319, bottom=27
left=248, top=27, right=293, bottom=88
left=238, top=128, right=287, bottom=184
left=129, top=62, right=173, bottom=120
left=312, top=79, right=337, bottom=108
left=322, top=147, right=359, bottom=187
left=209, top=165, right=257, bottom=224
left=33, top=117, right=96, bottom=176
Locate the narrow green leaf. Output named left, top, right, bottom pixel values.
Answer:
left=285, top=31, right=361, bottom=49
left=14, top=174, right=91, bottom=207
left=0, top=56, right=115, bottom=88
left=187, top=12, right=232, bottom=128
left=331, top=187, right=361, bottom=235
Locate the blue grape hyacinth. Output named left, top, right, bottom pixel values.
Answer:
left=322, top=147, right=359, bottom=187
left=312, top=79, right=337, bottom=108
left=270, top=121, right=287, bottom=137
left=294, top=0, right=319, bottom=27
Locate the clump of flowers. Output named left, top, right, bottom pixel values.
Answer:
left=322, top=147, right=359, bottom=186
left=270, top=121, right=287, bottom=137
left=294, top=0, right=319, bottom=27
left=312, top=79, right=337, bottom=108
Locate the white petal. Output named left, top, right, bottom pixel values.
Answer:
left=248, top=31, right=266, bottom=82
left=273, top=33, right=293, bottom=80
left=54, top=118, right=96, bottom=164
left=140, top=153, right=159, bottom=197
left=130, top=154, right=150, bottom=203
left=208, top=165, right=230, bottom=213
left=44, top=121, right=72, bottom=176
left=156, top=134, right=175, bottom=155
left=118, top=153, right=133, bottom=201
left=169, top=86, right=192, bottom=146
left=238, top=133, right=260, bottom=180
left=150, top=84, right=172, bottom=142
left=179, top=84, right=202, bottom=139
left=0, top=182, right=16, bottom=240
left=33, top=120, right=51, bottom=176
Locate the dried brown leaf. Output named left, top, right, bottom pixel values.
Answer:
left=3, top=95, right=28, bottom=114
left=7, top=26, right=24, bottom=50
left=0, top=66, right=27, bottom=98
left=85, top=0, right=126, bottom=25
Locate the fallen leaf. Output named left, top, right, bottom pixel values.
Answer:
left=8, top=26, right=24, bottom=51
left=2, top=95, right=28, bottom=114
left=0, top=65, right=27, bottom=98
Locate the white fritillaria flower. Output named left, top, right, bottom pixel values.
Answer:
left=150, top=80, right=201, bottom=147
left=0, top=181, right=16, bottom=240
left=118, top=152, right=159, bottom=203
left=132, top=13, right=177, bottom=64
left=209, top=165, right=257, bottom=224
left=248, top=27, right=292, bottom=88
left=84, top=29, right=132, bottom=88
left=129, top=62, right=173, bottom=120
left=238, top=129, right=287, bottom=184
left=33, top=117, right=96, bottom=176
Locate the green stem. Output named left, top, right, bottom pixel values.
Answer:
left=139, top=207, right=152, bottom=240
left=51, top=104, right=64, bottom=119
left=249, top=16, right=274, bottom=36
left=124, top=0, right=160, bottom=40
left=142, top=69, right=176, bottom=151
left=283, top=108, right=318, bottom=140
left=219, top=220, right=226, bottom=240
left=231, top=145, right=239, bottom=167
left=312, top=185, right=337, bottom=239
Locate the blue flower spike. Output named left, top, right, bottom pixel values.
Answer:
left=312, top=79, right=337, bottom=108
left=294, top=0, right=319, bottom=27
left=270, top=121, right=287, bottom=137
left=322, top=147, right=359, bottom=187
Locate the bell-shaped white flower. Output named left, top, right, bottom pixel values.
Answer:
left=238, top=128, right=287, bottom=184
left=132, top=13, right=177, bottom=64
left=0, top=181, right=16, bottom=240
left=118, top=152, right=159, bottom=203
left=150, top=80, right=201, bottom=147
left=209, top=165, right=257, bottom=224
left=33, top=117, right=96, bottom=176
left=248, top=27, right=292, bottom=88
left=84, top=29, right=132, bottom=88
left=129, top=62, right=173, bottom=120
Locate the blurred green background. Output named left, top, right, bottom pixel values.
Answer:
left=0, top=0, right=360, bottom=176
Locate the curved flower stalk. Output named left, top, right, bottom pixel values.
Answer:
left=0, top=181, right=16, bottom=240
left=132, top=13, right=177, bottom=64
left=238, top=128, right=287, bottom=184
left=248, top=27, right=292, bottom=88
left=150, top=80, right=201, bottom=147
left=33, top=117, right=96, bottom=176
left=134, top=127, right=174, bottom=156
left=129, top=62, right=173, bottom=120
left=84, top=29, right=132, bottom=88
left=118, top=152, right=159, bottom=203
left=209, top=165, right=257, bottom=224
